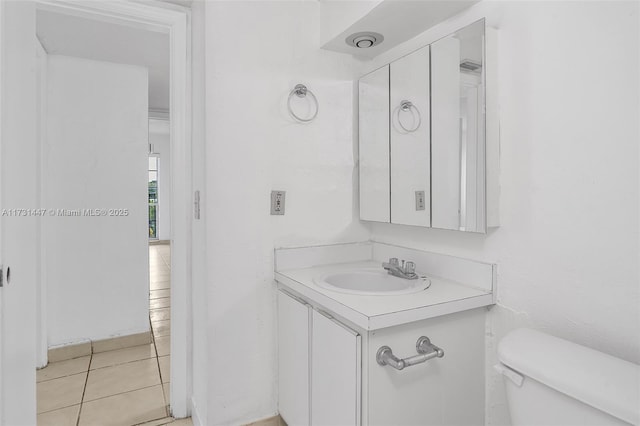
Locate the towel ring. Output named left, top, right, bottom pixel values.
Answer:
left=288, top=84, right=319, bottom=123
left=397, top=100, right=421, bottom=133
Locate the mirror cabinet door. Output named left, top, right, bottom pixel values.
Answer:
left=431, top=19, right=486, bottom=232
left=359, top=65, right=390, bottom=223
left=390, top=46, right=431, bottom=227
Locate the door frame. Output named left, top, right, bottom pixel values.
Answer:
left=0, top=1, right=39, bottom=424
left=35, top=0, right=193, bottom=417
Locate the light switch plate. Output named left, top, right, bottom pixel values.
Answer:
left=194, top=190, right=200, bottom=219
left=415, top=190, right=425, bottom=211
left=271, top=190, right=286, bottom=215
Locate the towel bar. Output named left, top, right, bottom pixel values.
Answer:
left=376, top=336, right=444, bottom=370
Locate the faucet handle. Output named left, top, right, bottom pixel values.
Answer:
left=389, top=258, right=399, bottom=266
left=405, top=261, right=415, bottom=274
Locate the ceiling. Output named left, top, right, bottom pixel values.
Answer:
left=37, top=9, right=170, bottom=113
left=322, top=0, right=481, bottom=59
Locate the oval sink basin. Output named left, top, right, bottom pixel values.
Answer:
left=313, top=269, right=430, bottom=296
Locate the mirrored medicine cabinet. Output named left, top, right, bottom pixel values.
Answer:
left=359, top=19, right=499, bottom=233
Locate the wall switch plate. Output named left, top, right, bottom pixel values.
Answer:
left=271, top=190, right=286, bottom=215
left=415, top=190, right=426, bottom=211
left=194, top=190, right=201, bottom=219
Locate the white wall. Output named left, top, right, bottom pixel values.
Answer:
left=149, top=118, right=171, bottom=241
left=44, top=55, right=150, bottom=347
left=204, top=2, right=369, bottom=423
left=361, top=2, right=639, bottom=424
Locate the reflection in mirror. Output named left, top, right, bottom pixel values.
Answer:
left=390, top=46, right=430, bottom=227
left=359, top=65, right=390, bottom=223
left=431, top=19, right=486, bottom=232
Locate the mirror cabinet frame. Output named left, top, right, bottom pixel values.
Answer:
left=358, top=19, right=499, bottom=233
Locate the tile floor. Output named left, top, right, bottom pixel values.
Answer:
left=36, top=243, right=192, bottom=426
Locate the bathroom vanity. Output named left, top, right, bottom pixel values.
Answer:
left=275, top=242, right=496, bottom=426
left=276, top=19, right=501, bottom=426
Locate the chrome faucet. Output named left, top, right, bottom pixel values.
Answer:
left=382, top=258, right=419, bottom=280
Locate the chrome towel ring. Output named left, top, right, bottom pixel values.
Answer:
left=396, top=100, right=421, bottom=133
left=288, top=84, right=319, bottom=123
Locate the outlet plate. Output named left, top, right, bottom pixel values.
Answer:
left=271, top=190, right=286, bottom=215
left=415, top=190, right=426, bottom=211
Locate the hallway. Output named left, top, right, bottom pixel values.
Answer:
left=35, top=243, right=190, bottom=426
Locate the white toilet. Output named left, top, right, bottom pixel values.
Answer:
left=496, top=328, right=640, bottom=426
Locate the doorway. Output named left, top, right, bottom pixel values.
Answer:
left=149, top=155, right=160, bottom=240
left=32, top=1, right=192, bottom=423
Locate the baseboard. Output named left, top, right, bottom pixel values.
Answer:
left=48, top=340, right=92, bottom=363
left=244, top=415, right=286, bottom=426
left=47, top=331, right=152, bottom=362
left=92, top=331, right=152, bottom=353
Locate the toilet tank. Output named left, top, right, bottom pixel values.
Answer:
left=497, top=328, right=640, bottom=426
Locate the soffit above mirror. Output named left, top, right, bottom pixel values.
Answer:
left=320, top=0, right=481, bottom=59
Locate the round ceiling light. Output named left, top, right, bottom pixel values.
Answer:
left=346, top=32, right=384, bottom=49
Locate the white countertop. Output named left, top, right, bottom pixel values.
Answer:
left=276, top=260, right=494, bottom=331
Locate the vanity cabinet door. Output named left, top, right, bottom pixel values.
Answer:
left=278, top=291, right=311, bottom=426
left=366, top=310, right=486, bottom=426
left=390, top=46, right=431, bottom=227
left=311, top=310, right=361, bottom=426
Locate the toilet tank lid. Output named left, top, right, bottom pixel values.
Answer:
left=498, top=328, right=640, bottom=425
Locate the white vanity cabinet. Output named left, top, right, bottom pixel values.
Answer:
left=277, top=289, right=486, bottom=426
left=278, top=291, right=362, bottom=426
left=365, top=310, right=485, bottom=425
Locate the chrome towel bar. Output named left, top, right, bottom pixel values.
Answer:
left=376, top=336, right=444, bottom=370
